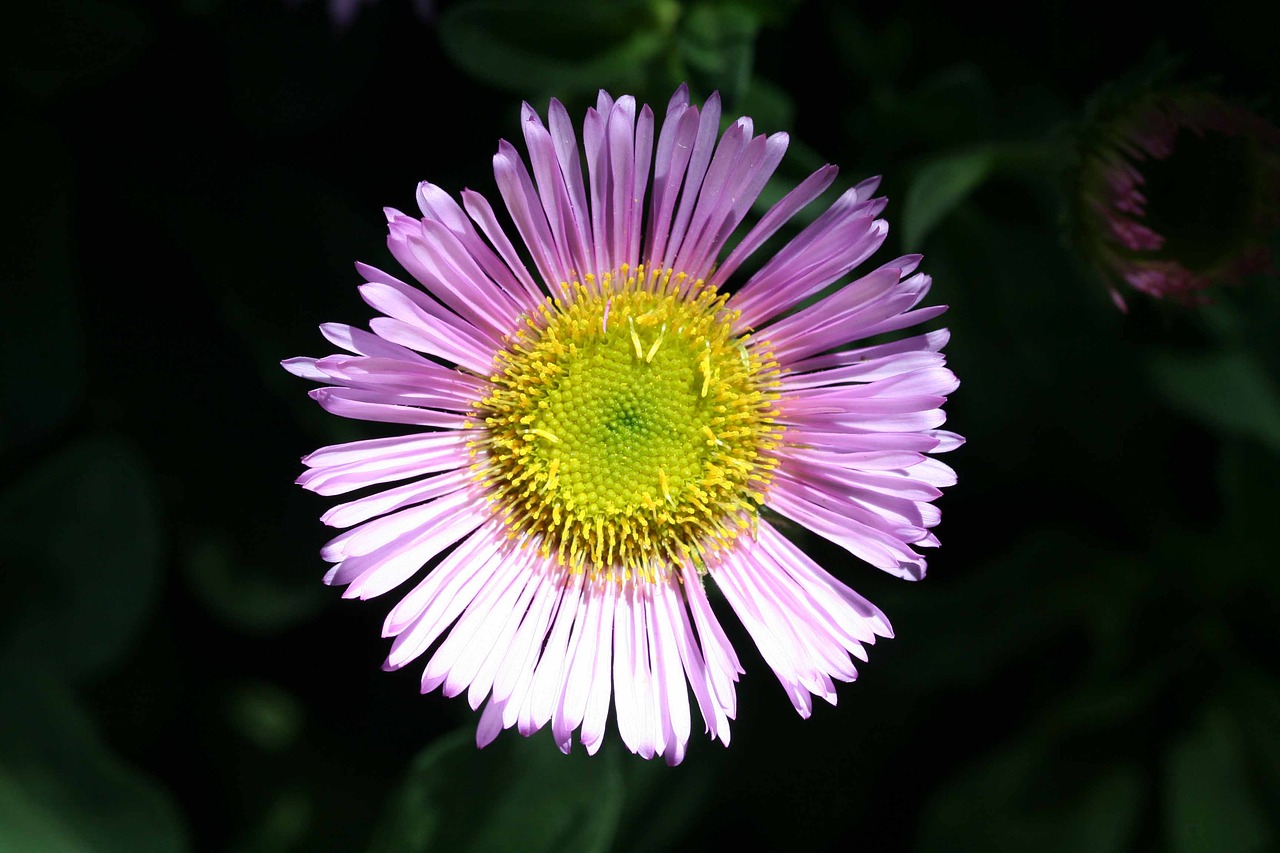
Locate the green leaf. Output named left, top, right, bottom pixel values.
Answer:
left=369, top=729, right=624, bottom=853
left=902, top=147, right=997, bottom=248
left=230, top=788, right=313, bottom=853
left=0, top=672, right=187, bottom=852
left=737, top=75, right=795, bottom=136
left=1224, top=668, right=1280, bottom=816
left=612, top=756, right=715, bottom=853
left=1165, top=707, right=1272, bottom=853
left=184, top=532, right=327, bottom=635
left=1147, top=349, right=1280, bottom=454
left=438, top=0, right=673, bottom=96
left=677, top=2, right=760, bottom=106
left=1213, top=439, right=1280, bottom=595
left=0, top=435, right=162, bottom=682
left=917, top=743, right=1143, bottom=853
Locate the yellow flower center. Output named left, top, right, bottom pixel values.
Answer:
left=472, top=265, right=782, bottom=582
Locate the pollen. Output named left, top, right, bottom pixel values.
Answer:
left=471, top=265, right=782, bottom=582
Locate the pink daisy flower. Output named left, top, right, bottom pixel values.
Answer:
left=284, top=86, right=960, bottom=764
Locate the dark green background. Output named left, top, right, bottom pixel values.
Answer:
left=4, top=1, right=1279, bottom=850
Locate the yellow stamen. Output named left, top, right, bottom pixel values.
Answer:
left=628, top=317, right=645, bottom=359
left=645, top=324, right=666, bottom=363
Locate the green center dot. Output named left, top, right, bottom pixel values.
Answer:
left=540, top=327, right=710, bottom=512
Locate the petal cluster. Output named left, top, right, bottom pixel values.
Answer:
left=286, top=86, right=960, bottom=763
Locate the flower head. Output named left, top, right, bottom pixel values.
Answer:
left=285, top=86, right=960, bottom=763
left=1074, top=88, right=1280, bottom=309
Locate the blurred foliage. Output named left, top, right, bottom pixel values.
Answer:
left=370, top=730, right=624, bottom=853
left=1147, top=348, right=1280, bottom=454
left=0, top=674, right=187, bottom=852
left=437, top=0, right=799, bottom=106
left=184, top=531, right=328, bottom=634
left=0, top=435, right=162, bottom=682
left=225, top=682, right=306, bottom=753
left=1165, top=706, right=1272, bottom=853
left=3, top=0, right=1278, bottom=851
left=918, top=743, right=1144, bottom=853
left=438, top=0, right=678, bottom=97
left=902, top=147, right=997, bottom=249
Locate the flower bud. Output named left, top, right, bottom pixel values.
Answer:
left=1074, top=88, right=1279, bottom=309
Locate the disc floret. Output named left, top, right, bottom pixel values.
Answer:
left=473, top=264, right=782, bottom=581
